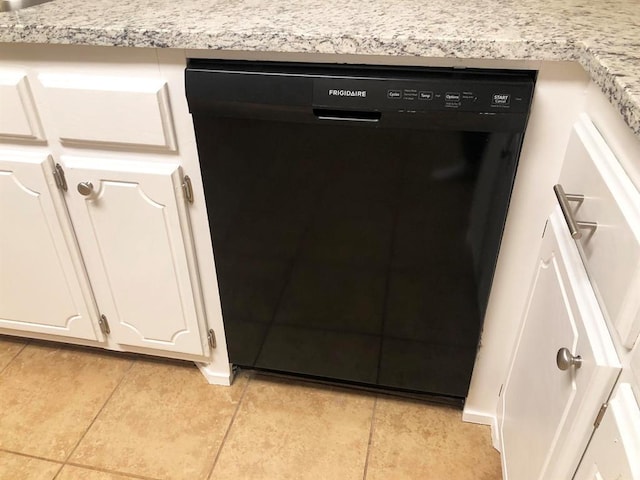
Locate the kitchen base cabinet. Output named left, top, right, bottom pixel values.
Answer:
left=0, top=46, right=231, bottom=384
left=0, top=151, right=101, bottom=341
left=60, top=156, right=209, bottom=357
left=498, top=105, right=640, bottom=479
left=573, top=383, right=640, bottom=480
left=498, top=208, right=620, bottom=480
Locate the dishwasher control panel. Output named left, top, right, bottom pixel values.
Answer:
left=313, top=77, right=533, bottom=113
left=186, top=59, right=536, bottom=130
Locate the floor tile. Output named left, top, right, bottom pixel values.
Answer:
left=0, top=344, right=132, bottom=461
left=57, top=464, right=141, bottom=480
left=70, top=359, right=249, bottom=480
left=0, top=451, right=61, bottom=480
left=0, top=335, right=28, bottom=371
left=210, top=375, right=374, bottom=480
left=366, top=397, right=502, bottom=480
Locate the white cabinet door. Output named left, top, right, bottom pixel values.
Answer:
left=573, top=383, right=640, bottom=480
left=60, top=156, right=207, bottom=357
left=498, top=207, right=620, bottom=480
left=0, top=151, right=101, bottom=340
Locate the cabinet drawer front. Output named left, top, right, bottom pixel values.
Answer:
left=39, top=74, right=176, bottom=151
left=0, top=72, right=44, bottom=140
left=558, top=114, right=640, bottom=349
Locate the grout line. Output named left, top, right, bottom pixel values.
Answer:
left=0, top=447, right=64, bottom=464
left=51, top=462, right=65, bottom=480
left=62, top=359, right=137, bottom=463
left=63, top=461, right=164, bottom=480
left=0, top=448, right=64, bottom=480
left=362, top=396, right=379, bottom=480
left=0, top=339, right=30, bottom=376
left=204, top=371, right=253, bottom=480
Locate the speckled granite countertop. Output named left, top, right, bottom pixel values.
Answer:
left=1, top=0, right=639, bottom=136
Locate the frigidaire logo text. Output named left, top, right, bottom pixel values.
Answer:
left=328, top=89, right=367, bottom=97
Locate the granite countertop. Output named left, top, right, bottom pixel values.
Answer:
left=1, top=0, right=639, bottom=136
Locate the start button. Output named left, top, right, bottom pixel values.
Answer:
left=492, top=93, right=511, bottom=106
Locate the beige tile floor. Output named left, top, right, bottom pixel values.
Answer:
left=0, top=335, right=502, bottom=480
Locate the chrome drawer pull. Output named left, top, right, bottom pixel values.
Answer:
left=553, top=184, right=597, bottom=239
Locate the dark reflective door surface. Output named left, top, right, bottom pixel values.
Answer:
left=195, top=117, right=522, bottom=399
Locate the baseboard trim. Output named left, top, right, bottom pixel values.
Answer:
left=462, top=409, right=493, bottom=425
left=195, top=362, right=234, bottom=386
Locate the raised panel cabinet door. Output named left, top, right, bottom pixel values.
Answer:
left=573, top=383, right=640, bottom=480
left=61, top=156, right=207, bottom=357
left=498, top=207, right=621, bottom=480
left=0, top=151, right=101, bottom=340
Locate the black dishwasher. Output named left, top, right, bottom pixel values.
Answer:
left=186, top=60, right=535, bottom=402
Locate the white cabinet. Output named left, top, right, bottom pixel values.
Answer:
left=0, top=151, right=101, bottom=341
left=0, top=47, right=226, bottom=375
left=498, top=106, right=640, bottom=480
left=573, top=383, right=640, bottom=480
left=60, top=156, right=207, bottom=356
left=498, top=208, right=621, bottom=480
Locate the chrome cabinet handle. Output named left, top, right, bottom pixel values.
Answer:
left=553, top=184, right=597, bottom=239
left=77, top=181, right=94, bottom=196
left=556, top=347, right=582, bottom=370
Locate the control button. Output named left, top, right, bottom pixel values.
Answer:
left=387, top=90, right=402, bottom=99
left=419, top=91, right=434, bottom=100
left=492, top=93, right=511, bottom=106
left=445, top=92, right=461, bottom=102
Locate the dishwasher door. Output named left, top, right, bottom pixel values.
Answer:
left=194, top=116, right=523, bottom=399
left=186, top=60, right=533, bottom=400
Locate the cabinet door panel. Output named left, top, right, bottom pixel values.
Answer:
left=573, top=383, right=640, bottom=480
left=62, top=157, right=206, bottom=356
left=499, top=207, right=620, bottom=480
left=0, top=152, right=100, bottom=340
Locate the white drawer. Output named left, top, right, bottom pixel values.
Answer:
left=38, top=74, right=177, bottom=151
left=558, top=114, right=640, bottom=349
left=573, top=383, right=640, bottom=480
left=0, top=71, right=44, bottom=141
